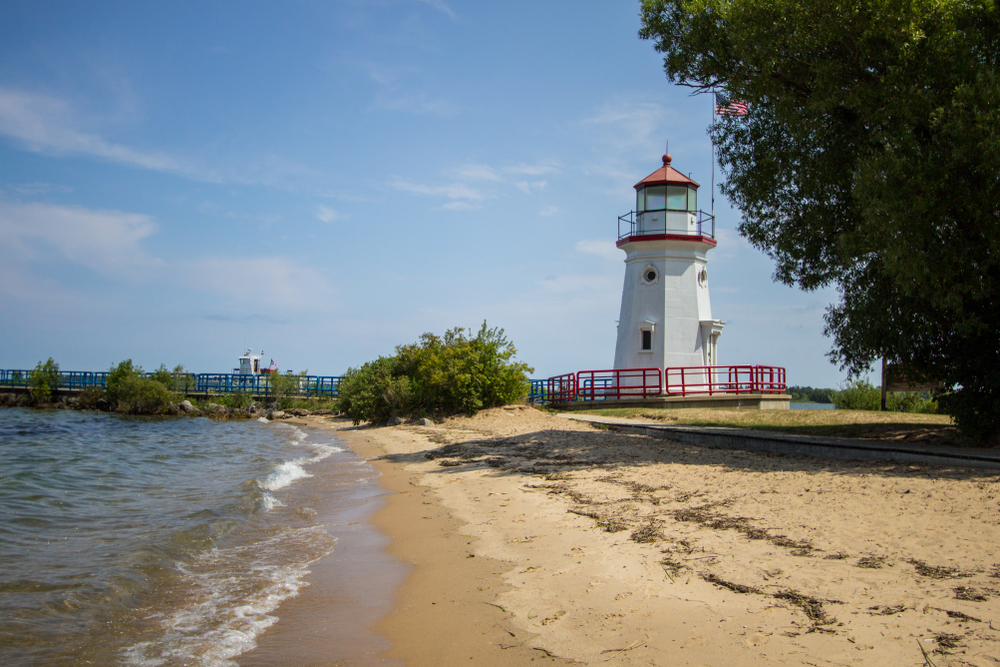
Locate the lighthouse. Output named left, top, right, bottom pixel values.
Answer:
left=613, top=150, right=724, bottom=374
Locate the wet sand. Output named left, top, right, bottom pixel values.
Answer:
left=269, top=406, right=1000, bottom=666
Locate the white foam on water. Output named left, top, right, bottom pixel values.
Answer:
left=122, top=526, right=336, bottom=667
left=259, top=460, right=311, bottom=491
left=257, top=417, right=269, bottom=423
left=253, top=426, right=346, bottom=500
left=260, top=492, right=282, bottom=511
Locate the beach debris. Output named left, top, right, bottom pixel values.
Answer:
left=856, top=555, right=886, bottom=569
left=773, top=589, right=842, bottom=629
left=700, top=573, right=761, bottom=595
left=600, top=637, right=648, bottom=662
left=926, top=606, right=983, bottom=622
left=630, top=519, right=664, bottom=543
left=908, top=559, right=974, bottom=579
left=916, top=638, right=939, bottom=667
left=933, top=632, right=964, bottom=653
left=954, top=586, right=990, bottom=601
left=868, top=604, right=907, bottom=615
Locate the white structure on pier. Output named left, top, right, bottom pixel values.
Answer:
left=613, top=151, right=724, bottom=372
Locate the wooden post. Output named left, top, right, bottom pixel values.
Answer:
left=880, top=357, right=888, bottom=411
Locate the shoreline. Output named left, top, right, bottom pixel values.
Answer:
left=290, top=406, right=999, bottom=666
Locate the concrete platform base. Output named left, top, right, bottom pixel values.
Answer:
left=553, top=393, right=790, bottom=411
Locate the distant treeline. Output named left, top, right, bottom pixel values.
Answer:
left=789, top=381, right=938, bottom=414
left=787, top=386, right=835, bottom=404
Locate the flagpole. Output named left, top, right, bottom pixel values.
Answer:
left=711, top=90, right=716, bottom=225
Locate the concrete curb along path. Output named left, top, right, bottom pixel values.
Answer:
left=559, top=413, right=1000, bottom=470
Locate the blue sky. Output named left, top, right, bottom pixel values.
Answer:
left=0, top=0, right=846, bottom=387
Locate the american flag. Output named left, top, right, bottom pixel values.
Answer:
left=715, top=92, right=748, bottom=116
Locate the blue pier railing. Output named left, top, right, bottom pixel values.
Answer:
left=0, top=370, right=342, bottom=398
left=528, top=379, right=547, bottom=405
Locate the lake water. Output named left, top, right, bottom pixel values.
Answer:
left=0, top=408, right=401, bottom=667
left=790, top=402, right=836, bottom=410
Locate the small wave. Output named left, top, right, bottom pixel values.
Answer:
left=306, top=443, right=343, bottom=464
left=257, top=417, right=269, bottom=423
left=260, top=492, right=283, bottom=511
left=122, top=526, right=335, bottom=667
left=259, top=460, right=310, bottom=492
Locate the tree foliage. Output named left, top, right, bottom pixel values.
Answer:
left=28, top=358, right=60, bottom=404
left=336, top=322, right=534, bottom=424
left=640, top=0, right=1000, bottom=443
left=105, top=359, right=177, bottom=415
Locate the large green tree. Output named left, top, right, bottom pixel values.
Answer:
left=640, top=0, right=1000, bottom=443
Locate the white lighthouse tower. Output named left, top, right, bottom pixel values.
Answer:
left=613, top=150, right=724, bottom=374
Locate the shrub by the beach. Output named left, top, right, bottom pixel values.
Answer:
left=105, top=359, right=177, bottom=415
left=170, top=365, right=197, bottom=393
left=336, top=322, right=533, bottom=424
left=28, top=358, right=60, bottom=404
left=831, top=380, right=881, bottom=411
left=831, top=379, right=938, bottom=414
left=336, top=357, right=411, bottom=425
left=395, top=323, right=533, bottom=416
left=266, top=370, right=308, bottom=409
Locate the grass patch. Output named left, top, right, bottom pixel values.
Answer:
left=569, top=407, right=964, bottom=446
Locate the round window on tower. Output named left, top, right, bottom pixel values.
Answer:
left=698, top=268, right=709, bottom=288
left=641, top=266, right=658, bottom=285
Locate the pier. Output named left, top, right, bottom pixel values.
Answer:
left=0, top=370, right=342, bottom=399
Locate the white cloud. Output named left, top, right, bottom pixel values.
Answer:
left=391, top=178, right=484, bottom=201
left=575, top=239, right=622, bottom=262
left=514, top=180, right=547, bottom=194
left=417, top=0, right=456, bottom=19
left=0, top=201, right=162, bottom=278
left=502, top=161, right=562, bottom=177
left=0, top=87, right=185, bottom=173
left=453, top=163, right=504, bottom=182
left=539, top=206, right=560, bottom=217
left=374, top=93, right=457, bottom=116
left=6, top=182, right=73, bottom=195
left=317, top=205, right=344, bottom=223
left=582, top=101, right=668, bottom=150
left=181, top=256, right=335, bottom=311
left=0, top=201, right=336, bottom=315
left=441, top=201, right=479, bottom=211
left=394, top=160, right=560, bottom=207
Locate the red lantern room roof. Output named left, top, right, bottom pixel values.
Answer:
left=634, top=153, right=700, bottom=190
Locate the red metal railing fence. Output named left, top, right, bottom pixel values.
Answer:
left=532, top=365, right=785, bottom=404
left=576, top=368, right=662, bottom=401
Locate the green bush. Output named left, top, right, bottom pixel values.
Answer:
left=28, top=358, right=60, bottom=404
left=106, top=360, right=177, bottom=415
left=336, top=322, right=533, bottom=424
left=787, top=385, right=835, bottom=403
left=76, top=388, right=105, bottom=409
left=215, top=392, right=253, bottom=410
left=831, top=379, right=882, bottom=411
left=337, top=357, right=407, bottom=425
left=831, top=379, right=938, bottom=414
left=266, top=371, right=308, bottom=409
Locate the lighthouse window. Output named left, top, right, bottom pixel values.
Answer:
left=641, top=329, right=652, bottom=351
left=636, top=189, right=645, bottom=212
left=645, top=269, right=657, bottom=282
left=666, top=186, right=688, bottom=210
left=644, top=186, right=666, bottom=211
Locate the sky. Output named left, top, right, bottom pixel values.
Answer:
left=0, top=0, right=847, bottom=388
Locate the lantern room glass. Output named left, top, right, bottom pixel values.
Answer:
left=637, top=185, right=696, bottom=212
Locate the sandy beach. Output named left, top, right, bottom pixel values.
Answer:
left=304, top=405, right=1000, bottom=666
